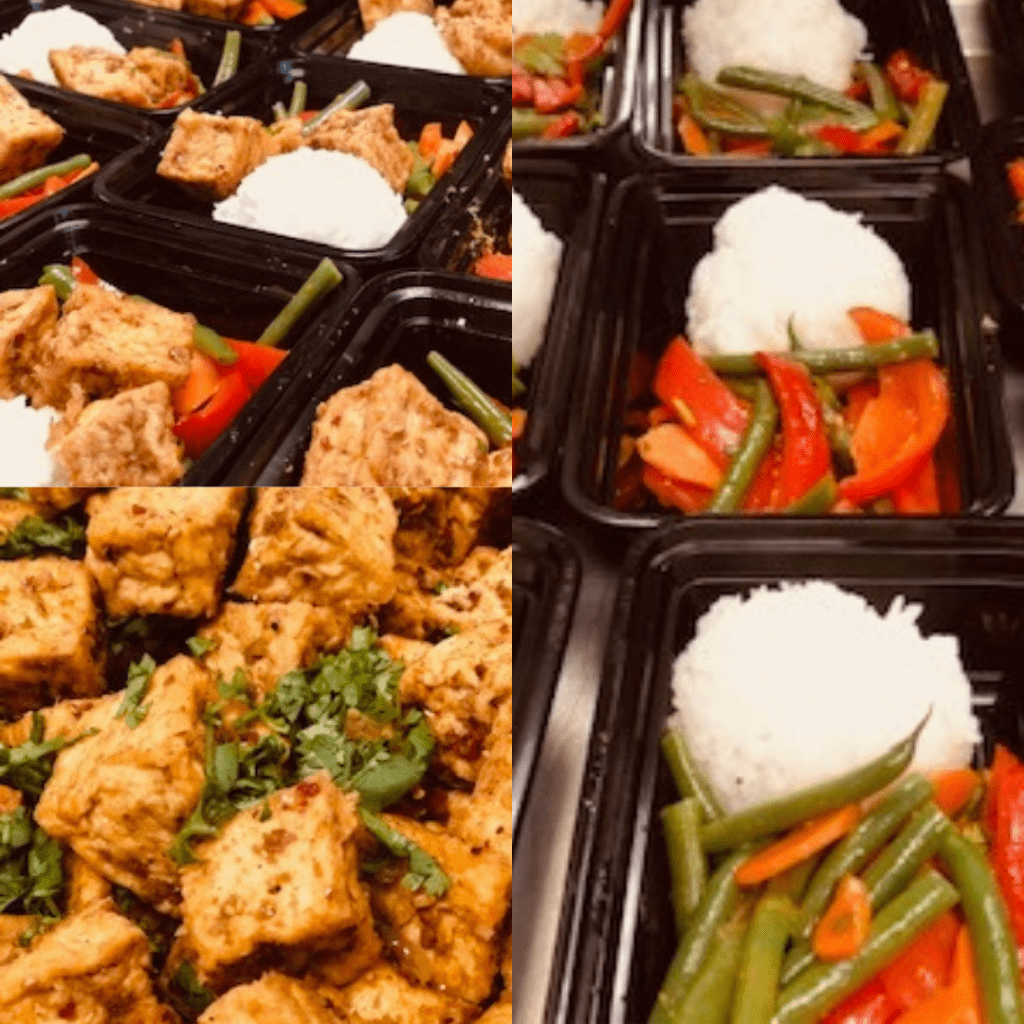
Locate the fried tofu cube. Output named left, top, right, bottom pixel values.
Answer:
left=478, top=1000, right=512, bottom=1024
left=126, top=46, right=193, bottom=107
left=65, top=851, right=114, bottom=915
left=476, top=445, right=513, bottom=486
left=321, top=964, right=477, bottom=1023
left=232, top=488, right=397, bottom=615
left=0, top=693, right=117, bottom=747
left=435, top=1, right=514, bottom=76
left=389, top=486, right=503, bottom=568
left=157, top=109, right=268, bottom=201
left=49, top=47, right=154, bottom=109
left=369, top=819, right=510, bottom=1004
left=0, top=77, right=64, bottom=186
left=85, top=487, right=247, bottom=619
left=301, top=365, right=490, bottom=487
left=185, top=0, right=246, bottom=19
left=0, top=910, right=172, bottom=1023
left=199, top=973, right=342, bottom=1024
left=0, top=284, right=58, bottom=402
left=34, top=656, right=209, bottom=914
left=358, top=0, right=434, bottom=31
left=50, top=381, right=185, bottom=487
left=306, top=104, right=415, bottom=194
left=0, top=557, right=104, bottom=717
left=180, top=774, right=368, bottom=984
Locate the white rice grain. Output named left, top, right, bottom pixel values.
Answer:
left=0, top=397, right=58, bottom=486
left=512, top=189, right=563, bottom=369
left=513, top=0, right=604, bottom=37
left=349, top=12, right=466, bottom=75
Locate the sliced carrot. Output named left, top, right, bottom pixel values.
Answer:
left=678, top=113, right=711, bottom=156
left=641, top=464, right=711, bottom=514
left=260, top=0, right=304, bottom=17
left=432, top=138, right=460, bottom=179
left=453, top=119, right=474, bottom=148
left=1009, top=158, right=1024, bottom=204
left=929, top=770, right=981, bottom=820
left=173, top=351, right=223, bottom=419
left=473, top=252, right=512, bottom=282
left=859, top=119, right=905, bottom=154
left=240, top=0, right=274, bottom=24
left=419, top=122, right=443, bottom=161
left=735, top=804, right=862, bottom=888
left=892, top=453, right=940, bottom=514
left=848, top=306, right=911, bottom=344
left=723, top=137, right=773, bottom=157
left=636, top=422, right=723, bottom=491
left=813, top=874, right=872, bottom=962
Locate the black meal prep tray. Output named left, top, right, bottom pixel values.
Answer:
left=216, top=269, right=510, bottom=485
left=636, top=0, right=979, bottom=181
left=512, top=518, right=581, bottom=845
left=0, top=76, right=153, bottom=244
left=0, top=202, right=361, bottom=485
left=988, top=0, right=1024, bottom=107
left=0, top=0, right=268, bottom=127
left=561, top=170, right=1014, bottom=530
left=546, top=516, right=1024, bottom=1024
left=421, top=152, right=606, bottom=495
left=95, top=54, right=509, bottom=271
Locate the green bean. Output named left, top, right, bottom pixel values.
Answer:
left=699, top=715, right=928, bottom=854
left=939, top=828, right=1024, bottom=1024
left=813, top=378, right=855, bottom=476
left=511, top=108, right=561, bottom=139
left=661, top=728, right=723, bottom=821
left=724, top=377, right=760, bottom=402
left=717, top=66, right=878, bottom=132
left=301, top=81, right=371, bottom=136
left=213, top=29, right=241, bottom=88
left=707, top=381, right=778, bottom=514
left=896, top=79, right=949, bottom=156
left=427, top=351, right=513, bottom=447
left=705, top=332, right=939, bottom=377
left=0, top=153, right=91, bottom=201
left=649, top=848, right=749, bottom=1023
left=857, top=62, right=902, bottom=123
left=663, top=799, right=707, bottom=936
left=680, top=72, right=768, bottom=137
left=258, top=258, right=343, bottom=348
left=287, top=80, right=308, bottom=119
left=731, top=895, right=796, bottom=1024
left=193, top=324, right=238, bottom=366
left=780, top=942, right=816, bottom=989
left=798, top=774, right=933, bottom=942
left=766, top=853, right=822, bottom=904
left=272, top=101, right=288, bottom=122
left=774, top=869, right=960, bottom=1024
left=781, top=473, right=837, bottom=516
left=38, top=264, right=75, bottom=302
left=863, top=801, right=949, bottom=911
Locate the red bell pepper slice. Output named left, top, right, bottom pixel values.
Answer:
left=892, top=453, right=940, bottom=514
left=816, top=123, right=864, bottom=154
left=71, top=256, right=100, bottom=285
left=473, top=252, right=513, bottom=282
left=226, top=339, right=288, bottom=393
left=173, top=351, right=223, bottom=420
left=641, top=464, right=711, bottom=514
left=848, top=307, right=911, bottom=344
left=891, top=925, right=983, bottom=1024
left=573, top=0, right=636, bottom=63
left=741, top=444, right=781, bottom=513
left=533, top=77, right=583, bottom=114
left=652, top=337, right=749, bottom=466
left=540, top=111, right=581, bottom=139
left=877, top=910, right=959, bottom=1011
left=822, top=978, right=899, bottom=1024
left=756, top=352, right=831, bottom=508
left=511, top=75, right=534, bottom=106
left=0, top=192, right=43, bottom=219
left=173, top=368, right=251, bottom=459
left=985, top=745, right=1022, bottom=840
left=886, top=50, right=933, bottom=104
left=990, top=754, right=1024, bottom=957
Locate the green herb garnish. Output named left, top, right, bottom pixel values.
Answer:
left=0, top=515, right=86, bottom=560
left=186, top=636, right=216, bottom=658
left=115, top=655, right=156, bottom=730
left=359, top=807, right=451, bottom=897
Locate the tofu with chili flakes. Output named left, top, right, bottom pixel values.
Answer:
left=306, top=104, right=415, bottom=194
left=321, top=963, right=478, bottom=1024
left=49, top=46, right=192, bottom=110
left=369, top=816, right=511, bottom=1006
left=390, top=486, right=503, bottom=568
left=198, top=972, right=341, bottom=1024
left=434, top=0, right=515, bottom=77
left=0, top=693, right=116, bottom=747
left=359, top=0, right=435, bottom=31
left=232, top=487, right=398, bottom=615
left=0, top=557, right=105, bottom=716
left=180, top=775, right=371, bottom=987
left=35, top=655, right=209, bottom=915
left=0, top=910, right=172, bottom=1024
left=50, top=381, right=185, bottom=487
left=0, top=284, right=59, bottom=403
left=0, top=77, right=64, bottom=186
left=84, top=487, right=247, bottom=619
left=157, top=110, right=270, bottom=202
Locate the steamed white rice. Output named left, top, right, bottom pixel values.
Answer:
left=686, top=185, right=910, bottom=356
left=671, top=581, right=980, bottom=815
left=0, top=7, right=125, bottom=86
left=683, top=0, right=868, bottom=93
left=213, top=149, right=407, bottom=251
left=512, top=189, right=563, bottom=369
left=513, top=0, right=604, bottom=37
left=0, top=397, right=58, bottom=486
left=349, top=12, right=465, bottom=75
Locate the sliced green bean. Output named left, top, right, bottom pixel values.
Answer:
left=301, top=80, right=371, bottom=136
left=512, top=108, right=561, bottom=139
left=939, top=828, right=1024, bottom=1024
left=272, top=100, right=288, bottom=122
left=782, top=473, right=837, bottom=516
left=258, top=258, right=343, bottom=348
left=707, top=380, right=778, bottom=514
left=863, top=801, right=949, bottom=912
left=663, top=798, right=707, bottom=936
left=780, top=942, right=816, bottom=989
left=731, top=895, right=796, bottom=1024
left=38, top=264, right=75, bottom=302
left=661, top=728, right=723, bottom=821
left=705, top=332, right=939, bottom=377
left=774, top=869, right=960, bottom=1024
left=813, top=377, right=855, bottom=476
left=213, top=29, right=241, bottom=88
left=766, top=852, right=822, bottom=904
left=896, top=79, right=949, bottom=156
left=857, top=62, right=902, bottom=123
left=0, top=153, right=91, bottom=201
left=724, top=377, right=760, bottom=402
left=699, top=715, right=928, bottom=854
left=680, top=72, right=768, bottom=137
left=287, top=79, right=308, bottom=119
left=193, top=324, right=238, bottom=366
left=427, top=351, right=513, bottom=447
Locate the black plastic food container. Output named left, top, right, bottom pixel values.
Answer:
left=218, top=269, right=510, bottom=485
left=0, top=0, right=267, bottom=125
left=636, top=0, right=979, bottom=179
left=547, top=516, right=1024, bottom=1024
left=0, top=202, right=360, bottom=485
left=0, top=77, right=153, bottom=243
left=421, top=154, right=606, bottom=494
left=96, top=54, right=508, bottom=270
left=988, top=0, right=1024, bottom=106
left=512, top=518, right=580, bottom=844
left=561, top=172, right=1013, bottom=529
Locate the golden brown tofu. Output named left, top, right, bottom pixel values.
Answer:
left=306, top=104, right=415, bottom=194
left=180, top=775, right=368, bottom=984
left=40, top=284, right=193, bottom=407
left=34, top=656, right=208, bottom=914
left=0, top=910, right=172, bottom=1023
left=0, top=557, right=104, bottom=717
left=65, top=852, right=114, bottom=915
left=302, top=365, right=490, bottom=487
left=85, top=487, right=247, bottom=619
left=476, top=445, right=513, bottom=486
left=232, top=488, right=397, bottom=615
left=370, top=817, right=510, bottom=1005
left=400, top=618, right=511, bottom=782
left=389, top=486, right=502, bottom=569
left=50, top=381, right=185, bottom=487
left=185, top=0, right=246, bottom=18
left=263, top=115, right=305, bottom=157
left=127, top=46, right=194, bottom=106
left=199, top=972, right=342, bottom=1024
left=321, top=964, right=477, bottom=1023
left=359, top=0, right=435, bottom=31
left=0, top=693, right=116, bottom=747
left=0, top=284, right=59, bottom=402
left=0, top=77, right=64, bottom=186
left=435, top=1, right=514, bottom=76
left=0, top=916, right=33, bottom=968
left=157, top=109, right=269, bottom=201
left=49, top=47, right=153, bottom=109
left=25, top=487, right=89, bottom=511
left=478, top=1000, right=512, bottom=1024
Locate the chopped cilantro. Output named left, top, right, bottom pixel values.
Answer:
left=186, top=635, right=217, bottom=658
left=0, top=808, right=64, bottom=916
left=359, top=807, right=451, bottom=898
left=0, top=515, right=86, bottom=560
left=111, top=885, right=176, bottom=965
left=168, top=962, right=216, bottom=1019
left=115, top=655, right=156, bottom=729
left=17, top=914, right=57, bottom=947
left=0, top=489, right=28, bottom=501
left=0, top=714, right=73, bottom=801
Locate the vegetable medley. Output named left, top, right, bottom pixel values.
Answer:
left=0, top=485, right=511, bottom=1022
